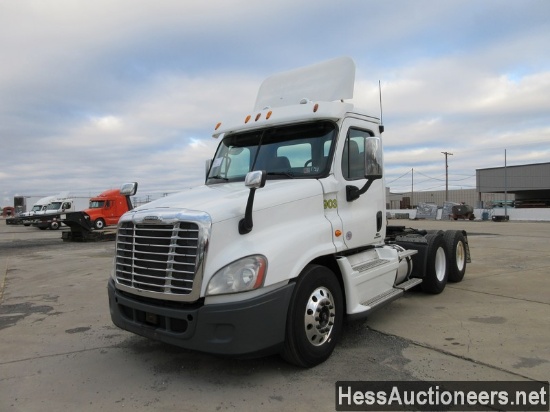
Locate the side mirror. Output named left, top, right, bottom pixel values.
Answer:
left=239, top=170, right=267, bottom=234
left=120, top=182, right=138, bottom=196
left=244, top=170, right=267, bottom=189
left=365, top=136, right=383, bottom=180
left=346, top=136, right=383, bottom=202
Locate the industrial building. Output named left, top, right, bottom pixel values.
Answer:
left=386, top=188, right=508, bottom=210
left=476, top=162, right=550, bottom=208
left=387, top=161, right=550, bottom=210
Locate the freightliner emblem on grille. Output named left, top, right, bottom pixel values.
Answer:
left=143, top=215, right=161, bottom=222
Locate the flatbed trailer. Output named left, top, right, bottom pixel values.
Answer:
left=12, top=212, right=115, bottom=241
left=60, top=212, right=116, bottom=242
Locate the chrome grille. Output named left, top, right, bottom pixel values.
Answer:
left=115, top=221, right=200, bottom=295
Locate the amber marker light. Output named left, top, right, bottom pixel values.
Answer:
left=255, top=113, right=261, bottom=121
left=215, top=122, right=222, bottom=130
left=335, top=230, right=342, bottom=237
left=245, top=115, right=251, bottom=124
left=313, top=103, right=319, bottom=113
left=266, top=110, right=273, bottom=120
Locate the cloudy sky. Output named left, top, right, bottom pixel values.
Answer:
left=1, top=0, right=549, bottom=206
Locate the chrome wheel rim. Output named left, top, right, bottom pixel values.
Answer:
left=304, top=287, right=336, bottom=347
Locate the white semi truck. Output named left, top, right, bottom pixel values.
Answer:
left=35, top=196, right=91, bottom=230
left=18, top=195, right=56, bottom=226
left=108, top=57, right=470, bottom=367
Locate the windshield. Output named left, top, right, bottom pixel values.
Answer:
left=31, top=205, right=42, bottom=212
left=207, top=121, right=336, bottom=184
left=46, top=202, right=62, bottom=210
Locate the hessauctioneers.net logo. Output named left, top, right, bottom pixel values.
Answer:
left=335, top=381, right=549, bottom=411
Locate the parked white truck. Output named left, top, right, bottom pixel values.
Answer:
left=108, top=57, right=470, bottom=367
left=34, top=196, right=91, bottom=230
left=18, top=195, right=56, bottom=226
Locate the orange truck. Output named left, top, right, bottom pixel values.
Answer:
left=85, top=187, right=136, bottom=229
left=60, top=183, right=138, bottom=241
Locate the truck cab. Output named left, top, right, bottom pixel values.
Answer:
left=33, top=197, right=93, bottom=230
left=20, top=195, right=56, bottom=226
left=85, top=188, right=134, bottom=229
left=108, top=57, right=470, bottom=367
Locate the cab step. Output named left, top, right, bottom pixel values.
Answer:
left=359, top=278, right=422, bottom=316
left=352, top=258, right=390, bottom=273
left=395, top=277, right=422, bottom=291
left=362, top=287, right=402, bottom=308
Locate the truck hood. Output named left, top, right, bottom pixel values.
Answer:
left=132, top=179, right=323, bottom=223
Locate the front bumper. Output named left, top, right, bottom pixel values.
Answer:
left=108, top=279, right=295, bottom=357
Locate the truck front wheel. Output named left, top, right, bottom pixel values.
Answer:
left=93, top=218, right=105, bottom=230
left=281, top=264, right=343, bottom=367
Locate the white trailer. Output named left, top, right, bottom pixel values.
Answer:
left=108, top=57, right=470, bottom=367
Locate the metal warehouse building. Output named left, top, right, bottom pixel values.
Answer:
left=387, top=162, right=550, bottom=210
left=386, top=189, right=506, bottom=210
left=476, top=162, right=550, bottom=208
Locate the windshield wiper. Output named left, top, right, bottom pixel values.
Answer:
left=266, top=171, right=294, bottom=178
left=208, top=175, right=229, bottom=181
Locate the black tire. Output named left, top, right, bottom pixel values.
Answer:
left=421, top=233, right=448, bottom=294
left=93, top=219, right=105, bottom=230
left=444, top=230, right=467, bottom=283
left=50, top=221, right=60, bottom=230
left=281, top=265, right=343, bottom=368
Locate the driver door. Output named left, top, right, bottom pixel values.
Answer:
left=334, top=118, right=385, bottom=249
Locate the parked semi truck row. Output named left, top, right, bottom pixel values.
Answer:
left=11, top=186, right=137, bottom=232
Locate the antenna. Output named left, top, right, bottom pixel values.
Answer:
left=378, top=80, right=384, bottom=133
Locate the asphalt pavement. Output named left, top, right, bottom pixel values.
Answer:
left=0, top=218, right=548, bottom=411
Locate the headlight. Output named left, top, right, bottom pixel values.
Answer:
left=206, top=255, right=267, bottom=296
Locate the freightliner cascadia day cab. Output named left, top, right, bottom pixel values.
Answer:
left=108, top=57, right=470, bottom=367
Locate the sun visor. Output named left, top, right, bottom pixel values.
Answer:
left=253, top=56, right=355, bottom=111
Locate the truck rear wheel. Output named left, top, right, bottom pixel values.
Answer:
left=444, top=230, right=467, bottom=282
left=281, top=264, right=343, bottom=367
left=93, top=218, right=105, bottom=230
left=50, top=221, right=60, bottom=230
left=421, top=233, right=448, bottom=294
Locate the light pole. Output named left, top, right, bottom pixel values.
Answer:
left=441, top=151, right=453, bottom=202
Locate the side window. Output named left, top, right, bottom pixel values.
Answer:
left=342, top=128, right=371, bottom=180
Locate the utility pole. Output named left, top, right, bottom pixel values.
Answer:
left=411, top=168, right=414, bottom=208
left=504, top=149, right=508, bottom=220
left=441, top=151, right=453, bottom=202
